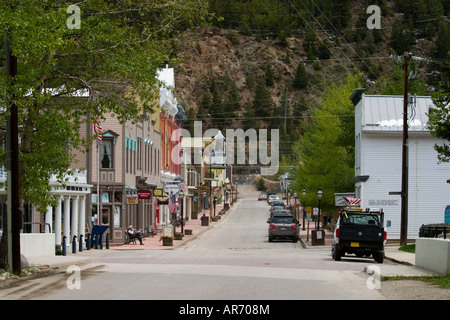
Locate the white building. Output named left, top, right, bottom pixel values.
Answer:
left=350, top=89, right=450, bottom=240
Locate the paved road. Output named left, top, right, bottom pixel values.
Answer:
left=1, top=193, right=389, bottom=301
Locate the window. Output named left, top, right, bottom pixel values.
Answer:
left=101, top=140, right=113, bottom=168
left=341, top=213, right=381, bottom=226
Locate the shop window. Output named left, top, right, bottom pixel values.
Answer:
left=101, top=139, right=113, bottom=169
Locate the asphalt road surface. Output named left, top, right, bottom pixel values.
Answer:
left=0, top=191, right=392, bottom=302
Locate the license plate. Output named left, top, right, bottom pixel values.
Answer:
left=351, top=242, right=359, bottom=247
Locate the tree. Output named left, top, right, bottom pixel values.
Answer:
left=0, top=1, right=208, bottom=211
left=253, top=78, right=273, bottom=118
left=428, top=56, right=450, bottom=181
left=293, top=62, right=308, bottom=89
left=256, top=177, right=266, bottom=192
left=292, top=74, right=362, bottom=214
left=0, top=0, right=208, bottom=269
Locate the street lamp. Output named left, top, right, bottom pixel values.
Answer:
left=293, top=192, right=298, bottom=220
left=302, top=189, right=306, bottom=230
left=317, top=187, right=323, bottom=230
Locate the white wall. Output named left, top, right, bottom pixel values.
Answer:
left=416, top=238, right=450, bottom=275
left=20, top=233, right=55, bottom=259
left=358, top=133, right=450, bottom=239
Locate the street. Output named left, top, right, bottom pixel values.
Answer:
left=0, top=191, right=390, bottom=301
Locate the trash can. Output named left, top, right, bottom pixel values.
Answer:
left=311, top=229, right=325, bottom=246
left=201, top=215, right=209, bottom=226
left=90, top=225, right=110, bottom=249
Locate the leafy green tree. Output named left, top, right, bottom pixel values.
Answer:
left=292, top=74, right=362, bottom=214
left=0, top=0, right=208, bottom=211
left=428, top=57, right=450, bottom=181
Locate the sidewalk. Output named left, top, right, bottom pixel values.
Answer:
left=26, top=201, right=233, bottom=269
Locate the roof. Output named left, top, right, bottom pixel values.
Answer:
left=352, top=89, right=435, bottom=133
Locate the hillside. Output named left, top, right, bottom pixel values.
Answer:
left=171, top=0, right=448, bottom=175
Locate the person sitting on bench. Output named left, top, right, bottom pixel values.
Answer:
left=127, top=225, right=143, bottom=245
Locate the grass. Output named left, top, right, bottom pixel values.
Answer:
left=387, top=274, right=450, bottom=289
left=399, top=244, right=415, bottom=253
left=388, top=244, right=450, bottom=289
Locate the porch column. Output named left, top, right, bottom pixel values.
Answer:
left=54, top=196, right=62, bottom=246
left=71, top=196, right=79, bottom=244
left=78, top=196, right=86, bottom=245
left=45, top=205, right=53, bottom=233
left=63, top=195, right=71, bottom=246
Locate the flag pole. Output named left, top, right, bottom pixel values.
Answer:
left=97, top=138, right=100, bottom=225
left=94, top=119, right=102, bottom=225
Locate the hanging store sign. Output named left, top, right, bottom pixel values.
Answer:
left=126, top=194, right=138, bottom=204
left=138, top=190, right=151, bottom=199
left=164, top=184, right=181, bottom=194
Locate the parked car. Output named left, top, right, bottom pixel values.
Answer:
left=270, top=202, right=286, bottom=214
left=268, top=209, right=292, bottom=222
left=266, top=192, right=277, bottom=203
left=267, top=194, right=280, bottom=204
left=267, top=214, right=300, bottom=242
left=331, top=207, right=386, bottom=263
left=271, top=201, right=285, bottom=208
left=258, top=193, right=267, bottom=201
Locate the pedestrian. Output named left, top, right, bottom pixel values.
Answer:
left=127, top=225, right=144, bottom=245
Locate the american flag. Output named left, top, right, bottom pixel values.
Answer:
left=94, top=119, right=102, bottom=141
left=344, top=197, right=362, bottom=205
left=168, top=195, right=177, bottom=213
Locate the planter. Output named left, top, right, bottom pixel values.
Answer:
left=212, top=216, right=220, bottom=222
left=161, top=237, right=173, bottom=246
left=174, top=233, right=184, bottom=240
left=185, top=229, right=193, bottom=235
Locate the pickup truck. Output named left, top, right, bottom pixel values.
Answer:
left=331, top=207, right=386, bottom=263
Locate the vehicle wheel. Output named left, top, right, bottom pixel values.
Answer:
left=268, top=236, right=273, bottom=242
left=332, top=245, right=341, bottom=261
left=293, top=237, right=298, bottom=243
left=373, top=251, right=384, bottom=264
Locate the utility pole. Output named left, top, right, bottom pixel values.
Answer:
left=6, top=32, right=21, bottom=274
left=400, top=52, right=411, bottom=247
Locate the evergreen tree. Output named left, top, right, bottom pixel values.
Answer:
left=253, top=78, right=273, bottom=118
left=293, top=62, right=308, bottom=89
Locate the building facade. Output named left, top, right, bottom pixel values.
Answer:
left=351, top=89, right=450, bottom=239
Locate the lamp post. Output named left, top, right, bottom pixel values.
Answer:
left=293, top=192, right=298, bottom=221
left=317, top=187, right=323, bottom=230
left=302, top=189, right=306, bottom=230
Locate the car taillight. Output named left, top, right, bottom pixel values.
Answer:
left=291, top=224, right=296, bottom=229
left=270, top=224, right=275, bottom=229
left=384, top=231, right=387, bottom=240
left=335, top=229, right=339, bottom=238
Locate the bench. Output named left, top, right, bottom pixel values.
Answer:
left=125, top=231, right=137, bottom=245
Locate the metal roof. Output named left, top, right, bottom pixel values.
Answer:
left=362, top=94, right=434, bottom=133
